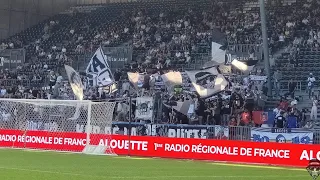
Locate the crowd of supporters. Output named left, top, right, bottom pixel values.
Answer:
left=0, top=0, right=318, bottom=127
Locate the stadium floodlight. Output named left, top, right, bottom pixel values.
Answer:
left=0, top=98, right=116, bottom=155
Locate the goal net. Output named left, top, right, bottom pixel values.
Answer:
left=0, top=99, right=116, bottom=155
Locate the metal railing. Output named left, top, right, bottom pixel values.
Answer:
left=0, top=48, right=25, bottom=69
left=0, top=79, right=30, bottom=87
left=279, top=80, right=302, bottom=92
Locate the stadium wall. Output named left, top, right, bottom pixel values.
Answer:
left=76, top=0, right=160, bottom=4
left=75, top=0, right=232, bottom=4
left=0, top=0, right=78, bottom=40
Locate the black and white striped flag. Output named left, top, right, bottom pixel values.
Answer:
left=86, top=47, right=114, bottom=87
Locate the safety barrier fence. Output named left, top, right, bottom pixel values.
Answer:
left=14, top=120, right=317, bottom=144
left=109, top=122, right=317, bottom=144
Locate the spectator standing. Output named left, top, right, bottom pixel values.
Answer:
left=307, top=73, right=316, bottom=99
left=240, top=109, right=250, bottom=126
left=310, top=96, right=318, bottom=121
left=48, top=71, right=56, bottom=92
left=273, top=70, right=282, bottom=97
left=284, top=79, right=296, bottom=99
left=121, top=79, right=130, bottom=95
left=287, top=112, right=298, bottom=128
left=113, top=69, right=122, bottom=82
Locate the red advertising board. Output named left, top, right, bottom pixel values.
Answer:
left=0, top=129, right=320, bottom=167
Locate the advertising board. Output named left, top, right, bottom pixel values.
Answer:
left=251, top=128, right=313, bottom=144
left=0, top=129, right=319, bottom=167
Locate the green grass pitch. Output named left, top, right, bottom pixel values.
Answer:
left=0, top=149, right=310, bottom=180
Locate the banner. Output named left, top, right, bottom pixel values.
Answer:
left=11, top=120, right=230, bottom=139
left=251, top=128, right=313, bottom=144
left=0, top=49, right=24, bottom=69
left=86, top=47, right=113, bottom=87
left=252, top=111, right=268, bottom=125
left=1, top=129, right=320, bottom=167
left=249, top=75, right=267, bottom=81
left=102, top=45, right=132, bottom=71
left=135, top=97, right=153, bottom=120
left=186, top=67, right=229, bottom=98
left=76, top=123, right=230, bottom=139
left=225, top=44, right=262, bottom=65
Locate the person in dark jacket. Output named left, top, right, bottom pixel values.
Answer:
left=274, top=111, right=286, bottom=128
left=287, top=112, right=297, bottom=128
left=284, top=79, right=296, bottom=99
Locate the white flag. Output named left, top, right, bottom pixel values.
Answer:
left=161, top=71, right=182, bottom=92
left=211, top=42, right=226, bottom=64
left=161, top=71, right=182, bottom=86
left=186, top=67, right=228, bottom=98
left=86, top=47, right=113, bottom=87
left=127, top=72, right=147, bottom=89
left=65, top=65, right=84, bottom=100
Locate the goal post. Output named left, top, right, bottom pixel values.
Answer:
left=0, top=98, right=116, bottom=155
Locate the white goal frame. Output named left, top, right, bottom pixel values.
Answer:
left=0, top=98, right=117, bottom=155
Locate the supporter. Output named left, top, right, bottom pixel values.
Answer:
left=229, top=116, right=237, bottom=126
left=310, top=96, right=318, bottom=121
left=304, top=121, right=313, bottom=128
left=273, top=70, right=282, bottom=97
left=279, top=98, right=289, bottom=111
left=284, top=79, right=296, bottom=99
left=230, top=87, right=244, bottom=115
left=240, top=109, right=251, bottom=126
left=307, top=73, right=316, bottom=99
left=0, top=0, right=318, bottom=129
left=274, top=111, right=286, bottom=128
left=287, top=112, right=298, bottom=128
left=48, top=71, right=57, bottom=92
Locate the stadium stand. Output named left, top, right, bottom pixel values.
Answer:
left=0, top=0, right=318, bottom=127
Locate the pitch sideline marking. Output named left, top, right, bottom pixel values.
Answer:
left=116, top=157, right=306, bottom=171
left=211, top=162, right=305, bottom=171
left=0, top=166, right=308, bottom=179
left=0, top=148, right=306, bottom=172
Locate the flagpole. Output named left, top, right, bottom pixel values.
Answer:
left=128, top=95, right=132, bottom=156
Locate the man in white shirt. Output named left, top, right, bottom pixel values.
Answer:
left=307, top=73, right=316, bottom=99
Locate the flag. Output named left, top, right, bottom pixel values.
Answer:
left=218, top=65, right=232, bottom=74
left=161, top=71, right=183, bottom=91
left=211, top=42, right=226, bottom=64
left=86, top=47, right=113, bottom=87
left=65, top=65, right=84, bottom=100
left=186, top=67, right=228, bottom=98
left=128, top=72, right=150, bottom=89
left=102, top=83, right=118, bottom=94
left=231, top=59, right=258, bottom=74
left=127, top=72, right=140, bottom=89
